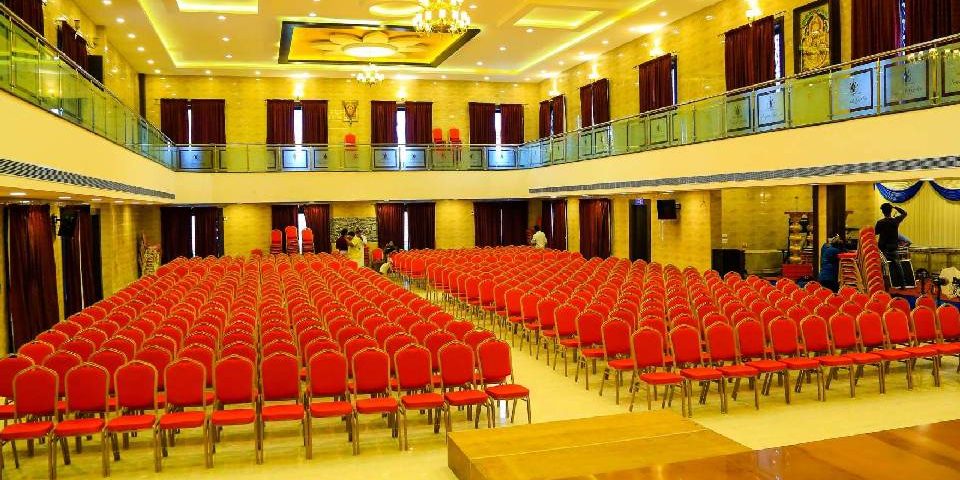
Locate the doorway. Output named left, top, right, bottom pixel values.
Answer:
left=629, top=199, right=651, bottom=262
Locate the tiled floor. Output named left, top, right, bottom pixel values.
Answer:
left=10, top=290, right=960, bottom=480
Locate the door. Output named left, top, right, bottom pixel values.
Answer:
left=629, top=199, right=651, bottom=262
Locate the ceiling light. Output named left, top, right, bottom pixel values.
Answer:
left=526, top=28, right=534, bottom=33
left=524, top=77, right=530, bottom=81
left=659, top=11, right=668, bottom=17
left=127, top=33, right=136, bottom=39
left=154, top=69, right=161, bottom=74
left=102, top=0, right=112, bottom=4
left=558, top=60, right=565, bottom=65
left=483, top=76, right=489, bottom=80
left=476, top=61, right=483, bottom=66
left=146, top=59, right=154, bottom=65
left=499, top=46, right=506, bottom=51
left=205, top=69, right=212, bottom=75
left=58, top=196, right=72, bottom=200
left=114, top=200, right=124, bottom=204
left=225, top=53, right=233, bottom=59
left=368, top=2, right=423, bottom=17
left=308, top=12, right=317, bottom=17
left=91, top=198, right=102, bottom=202
left=9, top=192, right=26, bottom=196
left=342, top=43, right=397, bottom=58
left=115, top=17, right=125, bottom=23
left=136, top=46, right=145, bottom=52
left=217, top=15, right=226, bottom=20
left=705, top=15, right=715, bottom=21
left=357, top=64, right=385, bottom=86
left=440, top=74, right=447, bottom=79
left=469, top=4, right=476, bottom=8
left=413, top=0, right=472, bottom=35
left=630, top=24, right=663, bottom=34
left=221, top=36, right=230, bottom=42
left=254, top=70, right=261, bottom=75
left=602, top=39, right=609, bottom=45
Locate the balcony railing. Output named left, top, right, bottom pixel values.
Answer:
left=0, top=4, right=175, bottom=167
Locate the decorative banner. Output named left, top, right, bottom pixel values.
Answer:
left=930, top=180, right=960, bottom=201
left=875, top=181, right=924, bottom=203
left=330, top=217, right=377, bottom=243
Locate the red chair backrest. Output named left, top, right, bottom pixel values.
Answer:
left=477, top=339, right=514, bottom=385
left=911, top=307, right=938, bottom=343
left=352, top=348, right=390, bottom=395
left=705, top=322, right=737, bottom=363
left=631, top=328, right=669, bottom=369
left=424, top=330, right=456, bottom=370
left=13, top=366, right=58, bottom=418
left=883, top=309, right=913, bottom=345
left=576, top=311, right=603, bottom=346
left=394, top=345, right=433, bottom=391
left=734, top=319, right=766, bottom=360
left=308, top=349, right=349, bottom=398
left=164, top=358, right=206, bottom=408
left=135, top=347, right=172, bottom=388
left=115, top=360, right=158, bottom=412
left=463, top=330, right=496, bottom=351
left=438, top=341, right=475, bottom=389
left=799, top=315, right=831, bottom=354
left=601, top=319, right=631, bottom=358
left=179, top=344, right=215, bottom=387
left=43, top=350, right=82, bottom=396
left=61, top=338, right=96, bottom=360
left=260, top=352, right=300, bottom=402
left=669, top=325, right=704, bottom=365
left=65, top=363, right=109, bottom=414
left=769, top=317, right=802, bottom=357
left=0, top=355, right=33, bottom=399
left=856, top=311, right=886, bottom=349
left=554, top=304, right=578, bottom=337
left=18, top=341, right=54, bottom=365
left=938, top=304, right=960, bottom=340
left=214, top=355, right=256, bottom=405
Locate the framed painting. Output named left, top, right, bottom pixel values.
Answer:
left=793, top=0, right=841, bottom=74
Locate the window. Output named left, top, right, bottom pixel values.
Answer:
left=671, top=56, right=679, bottom=104
left=396, top=105, right=406, bottom=146
left=186, top=106, right=193, bottom=145
left=293, top=105, right=304, bottom=145
left=297, top=212, right=307, bottom=251
left=495, top=107, right=503, bottom=146
left=403, top=209, right=410, bottom=250
left=190, top=213, right=196, bottom=257
left=774, top=18, right=785, bottom=79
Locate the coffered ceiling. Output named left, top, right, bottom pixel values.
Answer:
left=74, top=0, right=722, bottom=81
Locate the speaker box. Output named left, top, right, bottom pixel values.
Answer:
left=712, top=249, right=745, bottom=277
left=87, top=55, right=104, bottom=84
left=58, top=213, right=77, bottom=238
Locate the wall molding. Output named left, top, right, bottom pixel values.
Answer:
left=0, top=158, right=176, bottom=199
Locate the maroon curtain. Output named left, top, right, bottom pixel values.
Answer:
left=469, top=102, right=497, bottom=145
left=301, top=100, right=329, bottom=144
left=404, top=101, right=433, bottom=144
left=852, top=0, right=903, bottom=59
left=551, top=96, right=566, bottom=134
left=579, top=199, right=612, bottom=259
left=725, top=16, right=776, bottom=90
left=61, top=205, right=98, bottom=317
left=271, top=204, right=299, bottom=254
left=376, top=203, right=405, bottom=247
left=500, top=104, right=524, bottom=144
left=638, top=54, right=675, bottom=113
left=160, top=207, right=193, bottom=263
left=160, top=98, right=189, bottom=145
left=6, top=205, right=59, bottom=349
left=579, top=84, right=594, bottom=128
left=473, top=202, right=501, bottom=247
left=752, top=16, right=777, bottom=83
left=407, top=203, right=436, bottom=250
left=266, top=99, right=295, bottom=144
left=57, top=21, right=89, bottom=72
left=4, top=0, right=44, bottom=35
left=500, top=201, right=529, bottom=247
left=303, top=204, right=331, bottom=253
left=193, top=207, right=223, bottom=258
left=538, top=100, right=551, bottom=139
left=371, top=101, right=398, bottom=144
left=905, top=0, right=960, bottom=45
left=541, top=200, right=568, bottom=251
left=190, top=99, right=226, bottom=144
left=592, top=79, right=611, bottom=125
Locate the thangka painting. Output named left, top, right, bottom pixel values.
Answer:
left=794, top=0, right=840, bottom=74
left=330, top=217, right=377, bottom=243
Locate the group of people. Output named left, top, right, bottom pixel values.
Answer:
left=335, top=228, right=367, bottom=266
left=819, top=203, right=910, bottom=291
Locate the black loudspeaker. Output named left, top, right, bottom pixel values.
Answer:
left=58, top=212, right=78, bottom=238
left=656, top=199, right=678, bottom=220
left=712, top=249, right=746, bottom=276
left=87, top=55, right=104, bottom=84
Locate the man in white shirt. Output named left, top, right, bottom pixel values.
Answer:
left=531, top=225, right=548, bottom=249
left=347, top=229, right=367, bottom=266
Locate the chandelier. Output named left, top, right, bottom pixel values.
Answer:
left=413, top=0, right=471, bottom=35
left=356, top=64, right=385, bottom=86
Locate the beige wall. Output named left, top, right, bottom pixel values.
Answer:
left=649, top=190, right=715, bottom=271
left=98, top=203, right=161, bottom=297
left=720, top=185, right=813, bottom=251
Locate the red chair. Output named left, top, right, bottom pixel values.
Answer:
left=552, top=304, right=579, bottom=375
left=669, top=325, right=725, bottom=416
left=438, top=342, right=491, bottom=431
left=0, top=356, right=34, bottom=423
left=913, top=306, right=960, bottom=378
left=799, top=316, right=856, bottom=398
left=445, top=320, right=474, bottom=341
left=573, top=311, right=605, bottom=390
left=301, top=228, right=315, bottom=254
left=17, top=341, right=54, bottom=365
left=157, top=358, right=210, bottom=470
left=448, top=128, right=461, bottom=144
left=0, top=366, right=58, bottom=475
left=432, top=127, right=443, bottom=144
left=61, top=338, right=96, bottom=361
left=209, top=355, right=258, bottom=467
left=134, top=347, right=172, bottom=394
left=884, top=309, right=940, bottom=387
left=768, top=318, right=824, bottom=403
left=598, top=319, right=634, bottom=404
left=350, top=348, right=400, bottom=454
left=734, top=320, right=789, bottom=403
left=284, top=225, right=299, bottom=254
left=393, top=345, right=445, bottom=450
left=258, top=352, right=306, bottom=462
left=828, top=313, right=886, bottom=394
left=305, top=350, right=354, bottom=458
left=43, top=351, right=83, bottom=410
left=858, top=311, right=913, bottom=390
left=105, top=360, right=159, bottom=475
left=36, top=330, right=69, bottom=349
left=270, top=230, right=283, bottom=255
left=51, top=363, right=109, bottom=477
left=477, top=340, right=530, bottom=424
left=627, top=328, right=683, bottom=414
left=704, top=322, right=760, bottom=410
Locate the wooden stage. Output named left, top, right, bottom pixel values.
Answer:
left=446, top=411, right=749, bottom=480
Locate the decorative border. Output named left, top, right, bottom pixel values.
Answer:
left=0, top=158, right=175, bottom=199
left=529, top=156, right=960, bottom=194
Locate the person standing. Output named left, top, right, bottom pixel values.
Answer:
left=876, top=203, right=909, bottom=289
left=530, top=225, right=548, bottom=249
left=818, top=235, right=844, bottom=292
left=335, top=229, right=349, bottom=254
left=348, top=228, right=367, bottom=266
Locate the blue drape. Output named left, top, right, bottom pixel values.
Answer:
left=875, top=181, right=924, bottom=203
left=930, top=181, right=960, bottom=201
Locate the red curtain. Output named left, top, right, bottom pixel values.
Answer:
left=371, top=101, right=398, bottom=144
left=541, top=200, right=568, bottom=251
left=638, top=54, right=675, bottom=113
left=473, top=202, right=501, bottom=247
left=592, top=78, right=610, bottom=125
left=724, top=16, right=776, bottom=90
left=301, top=100, right=328, bottom=144
left=579, top=84, right=594, bottom=128
left=193, top=207, right=223, bottom=258
left=472, top=202, right=527, bottom=247
left=500, top=104, right=524, bottom=144
left=5, top=0, right=44, bottom=35
left=469, top=102, right=497, bottom=145
left=271, top=204, right=299, bottom=253
left=406, top=203, right=436, bottom=250
left=160, top=98, right=189, bottom=144
left=57, top=21, right=88, bottom=72
left=303, top=204, right=331, bottom=252
left=61, top=205, right=98, bottom=317
left=190, top=99, right=226, bottom=144
left=160, top=207, right=193, bottom=263
left=6, top=205, right=59, bottom=349
left=579, top=199, right=612, bottom=259
left=538, top=100, right=551, bottom=138
left=405, top=101, right=433, bottom=144
left=905, top=0, right=960, bottom=45
left=266, top=99, right=295, bottom=144
left=551, top=96, right=566, bottom=134
left=852, top=0, right=903, bottom=59
left=500, top=201, right=529, bottom=246
left=376, top=203, right=405, bottom=247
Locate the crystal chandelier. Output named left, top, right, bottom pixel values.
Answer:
left=413, top=0, right=471, bottom=35
left=356, top=64, right=385, bottom=86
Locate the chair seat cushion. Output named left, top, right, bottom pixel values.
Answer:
left=262, top=404, right=305, bottom=421
left=934, top=343, right=960, bottom=355
left=815, top=355, right=854, bottom=367
left=54, top=418, right=105, bottom=437
left=639, top=372, right=683, bottom=385
left=903, top=346, right=938, bottom=358
left=356, top=397, right=398, bottom=414
left=211, top=408, right=256, bottom=426
left=400, top=393, right=444, bottom=410
left=310, top=401, right=354, bottom=418
left=159, top=411, right=205, bottom=430
left=779, top=357, right=820, bottom=370
left=608, top=358, right=635, bottom=371
left=0, top=405, right=15, bottom=421
left=485, top=384, right=529, bottom=400
left=0, top=421, right=54, bottom=440
left=523, top=322, right=540, bottom=331
left=444, top=389, right=488, bottom=407
left=873, top=349, right=910, bottom=361
left=745, top=359, right=787, bottom=372
left=580, top=348, right=604, bottom=358
left=717, top=364, right=759, bottom=377
left=542, top=330, right=557, bottom=338
left=559, top=339, right=579, bottom=348
left=106, top=415, right=156, bottom=432
left=844, top=352, right=882, bottom=364
left=680, top=367, right=723, bottom=381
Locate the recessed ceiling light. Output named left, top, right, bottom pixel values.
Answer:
left=136, top=46, right=145, bottom=52
left=102, top=0, right=112, bottom=5
left=222, top=36, right=230, bottom=42
left=602, top=39, right=609, bottom=45
left=469, top=4, right=477, bottom=8
left=205, top=69, right=212, bottom=75
left=308, top=11, right=317, bottom=17
left=659, top=11, right=668, bottom=17
left=558, top=61, right=565, bottom=65
left=483, top=76, right=490, bottom=80
left=524, top=77, right=530, bottom=81
left=154, top=69, right=161, bottom=74
left=254, top=70, right=261, bottom=75
left=225, top=53, right=233, bottom=59
left=217, top=15, right=226, bottom=21
left=58, top=196, right=72, bottom=200
left=630, top=24, right=664, bottom=34
left=705, top=15, right=715, bottom=21
left=499, top=46, right=506, bottom=51
left=440, top=74, right=447, bottom=79
left=114, top=200, right=124, bottom=204
left=127, top=33, right=136, bottom=39
left=9, top=192, right=26, bottom=197
left=525, top=28, right=534, bottom=33
left=476, top=61, right=483, bottom=66
left=146, top=59, right=154, bottom=65
left=91, top=198, right=102, bottom=202
left=343, top=43, right=397, bottom=57
left=115, top=17, right=125, bottom=23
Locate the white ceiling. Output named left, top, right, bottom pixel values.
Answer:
left=75, top=0, right=721, bottom=81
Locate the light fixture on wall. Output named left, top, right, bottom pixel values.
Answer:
left=413, top=0, right=472, bottom=35
left=357, top=64, right=385, bottom=86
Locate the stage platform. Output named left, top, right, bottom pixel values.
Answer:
left=446, top=411, right=749, bottom=480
